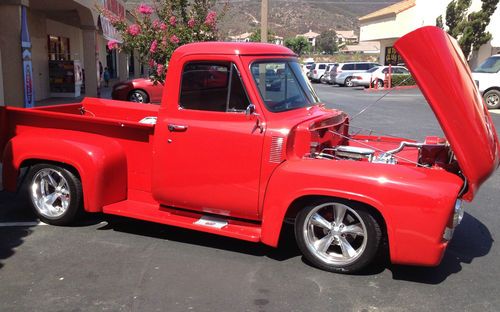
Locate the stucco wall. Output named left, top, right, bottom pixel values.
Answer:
left=0, top=5, right=23, bottom=107
left=360, top=7, right=418, bottom=42
left=29, top=10, right=49, bottom=101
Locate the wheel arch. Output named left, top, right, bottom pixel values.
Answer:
left=2, top=133, right=128, bottom=212
left=261, top=190, right=392, bottom=250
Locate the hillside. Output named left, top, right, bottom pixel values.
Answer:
left=125, top=0, right=399, bottom=39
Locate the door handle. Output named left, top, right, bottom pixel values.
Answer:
left=168, top=124, right=188, bottom=132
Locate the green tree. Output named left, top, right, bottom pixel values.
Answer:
left=315, top=30, right=338, bottom=54
left=437, top=0, right=499, bottom=58
left=100, top=0, right=227, bottom=83
left=249, top=28, right=276, bottom=42
left=284, top=36, right=312, bottom=56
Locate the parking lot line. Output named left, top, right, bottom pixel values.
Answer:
left=0, top=221, right=46, bottom=227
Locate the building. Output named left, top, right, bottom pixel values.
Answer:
left=359, top=0, right=500, bottom=67
left=340, top=41, right=380, bottom=54
left=335, top=30, right=358, bottom=45
left=229, top=32, right=252, bottom=43
left=229, top=32, right=284, bottom=45
left=297, top=30, right=320, bottom=47
left=0, top=0, right=142, bottom=108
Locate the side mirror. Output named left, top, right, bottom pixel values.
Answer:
left=245, top=104, right=257, bottom=116
left=245, top=104, right=264, bottom=133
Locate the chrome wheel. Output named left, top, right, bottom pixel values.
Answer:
left=30, top=168, right=71, bottom=219
left=302, top=202, right=367, bottom=266
left=484, top=90, right=500, bottom=109
left=295, top=199, right=382, bottom=273
left=345, top=77, right=353, bottom=87
left=128, top=90, right=149, bottom=103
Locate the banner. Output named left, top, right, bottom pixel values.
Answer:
left=100, top=0, right=125, bottom=43
left=21, top=6, right=34, bottom=108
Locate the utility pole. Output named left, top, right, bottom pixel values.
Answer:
left=261, top=0, right=268, bottom=43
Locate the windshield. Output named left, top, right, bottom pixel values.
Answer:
left=250, top=61, right=320, bottom=112
left=474, top=56, right=500, bottom=73
left=367, top=67, right=379, bottom=73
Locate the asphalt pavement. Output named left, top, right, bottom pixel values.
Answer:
left=1, top=84, right=500, bottom=311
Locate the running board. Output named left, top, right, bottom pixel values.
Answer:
left=102, top=200, right=261, bottom=242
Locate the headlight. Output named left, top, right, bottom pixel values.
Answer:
left=113, top=85, right=128, bottom=91
left=452, top=199, right=464, bottom=227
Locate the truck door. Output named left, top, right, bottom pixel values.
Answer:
left=152, top=59, right=264, bottom=220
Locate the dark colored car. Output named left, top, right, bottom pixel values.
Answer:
left=111, top=78, right=163, bottom=103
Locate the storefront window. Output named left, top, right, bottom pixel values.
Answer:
left=385, top=47, right=404, bottom=65
left=48, top=35, right=70, bottom=61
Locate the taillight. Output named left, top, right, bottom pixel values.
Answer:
left=337, top=70, right=342, bottom=74
left=313, top=70, right=317, bottom=74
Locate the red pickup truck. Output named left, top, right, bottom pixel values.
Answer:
left=1, top=27, right=499, bottom=273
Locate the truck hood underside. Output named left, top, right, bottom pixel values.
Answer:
left=394, top=26, right=500, bottom=200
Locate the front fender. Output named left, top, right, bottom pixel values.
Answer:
left=260, top=158, right=463, bottom=265
left=2, top=130, right=127, bottom=212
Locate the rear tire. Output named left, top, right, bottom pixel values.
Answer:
left=27, top=164, right=83, bottom=226
left=294, top=199, right=382, bottom=273
left=128, top=89, right=149, bottom=103
left=344, top=77, right=354, bottom=87
left=484, top=89, right=500, bottom=109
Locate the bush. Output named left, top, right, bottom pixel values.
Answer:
left=391, top=74, right=416, bottom=86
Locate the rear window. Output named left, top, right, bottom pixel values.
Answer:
left=318, top=64, right=326, bottom=69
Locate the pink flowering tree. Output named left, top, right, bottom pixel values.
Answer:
left=101, top=0, right=226, bottom=83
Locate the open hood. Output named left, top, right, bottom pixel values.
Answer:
left=394, top=26, right=500, bottom=200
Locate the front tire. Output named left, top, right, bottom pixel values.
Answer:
left=295, top=199, right=382, bottom=273
left=27, top=164, right=83, bottom=225
left=484, top=89, right=500, bottom=109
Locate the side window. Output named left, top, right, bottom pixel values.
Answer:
left=180, top=62, right=250, bottom=112
left=228, top=64, right=250, bottom=112
left=358, top=64, right=369, bottom=70
left=382, top=68, right=389, bottom=73
left=343, top=64, right=354, bottom=70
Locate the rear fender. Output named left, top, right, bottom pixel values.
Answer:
left=260, top=159, right=463, bottom=265
left=2, top=130, right=127, bottom=212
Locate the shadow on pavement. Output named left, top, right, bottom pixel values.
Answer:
left=389, top=212, right=493, bottom=284
left=0, top=191, right=35, bottom=270
left=98, top=216, right=302, bottom=262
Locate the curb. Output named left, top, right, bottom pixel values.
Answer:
left=363, top=85, right=418, bottom=92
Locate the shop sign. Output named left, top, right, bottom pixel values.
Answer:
left=21, top=6, right=34, bottom=108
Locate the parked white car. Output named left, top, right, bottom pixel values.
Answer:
left=472, top=54, right=500, bottom=109
left=351, top=66, right=410, bottom=88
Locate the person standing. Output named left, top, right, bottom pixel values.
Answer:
left=103, top=67, right=110, bottom=88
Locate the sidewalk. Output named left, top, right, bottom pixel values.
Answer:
left=35, top=81, right=115, bottom=107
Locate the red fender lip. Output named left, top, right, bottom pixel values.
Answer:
left=395, top=26, right=500, bottom=200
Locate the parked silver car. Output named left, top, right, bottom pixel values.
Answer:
left=309, top=63, right=335, bottom=83
left=320, top=63, right=338, bottom=84
left=330, top=62, right=380, bottom=87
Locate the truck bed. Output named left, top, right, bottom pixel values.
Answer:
left=1, top=98, right=159, bottom=199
